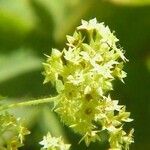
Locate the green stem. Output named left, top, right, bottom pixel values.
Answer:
left=0, top=96, right=58, bottom=112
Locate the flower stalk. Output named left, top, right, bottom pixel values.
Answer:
left=0, top=96, right=58, bottom=112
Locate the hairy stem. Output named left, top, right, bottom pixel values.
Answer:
left=0, top=96, right=58, bottom=111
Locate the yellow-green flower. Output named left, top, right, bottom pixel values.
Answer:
left=0, top=112, right=30, bottom=149
left=43, top=18, right=133, bottom=149
left=39, top=132, right=71, bottom=150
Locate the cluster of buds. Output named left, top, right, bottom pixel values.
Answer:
left=39, top=132, right=71, bottom=150
left=43, top=18, right=134, bottom=149
left=0, top=112, right=30, bottom=150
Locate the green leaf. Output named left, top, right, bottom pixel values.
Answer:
left=40, top=107, right=67, bottom=139
left=0, top=0, right=36, bottom=50
left=0, top=95, right=6, bottom=101
left=0, top=50, right=42, bottom=83
left=0, top=0, right=35, bottom=29
left=109, top=0, right=150, bottom=6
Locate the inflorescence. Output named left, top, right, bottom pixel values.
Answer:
left=39, top=132, right=71, bottom=150
left=43, top=18, right=134, bottom=149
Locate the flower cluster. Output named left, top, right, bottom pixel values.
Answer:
left=0, top=112, right=30, bottom=150
left=43, top=18, right=134, bottom=149
left=39, top=132, right=71, bottom=150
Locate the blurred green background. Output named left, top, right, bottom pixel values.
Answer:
left=0, top=0, right=150, bottom=149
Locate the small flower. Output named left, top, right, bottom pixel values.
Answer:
left=39, top=132, right=71, bottom=150
left=77, top=18, right=98, bottom=31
